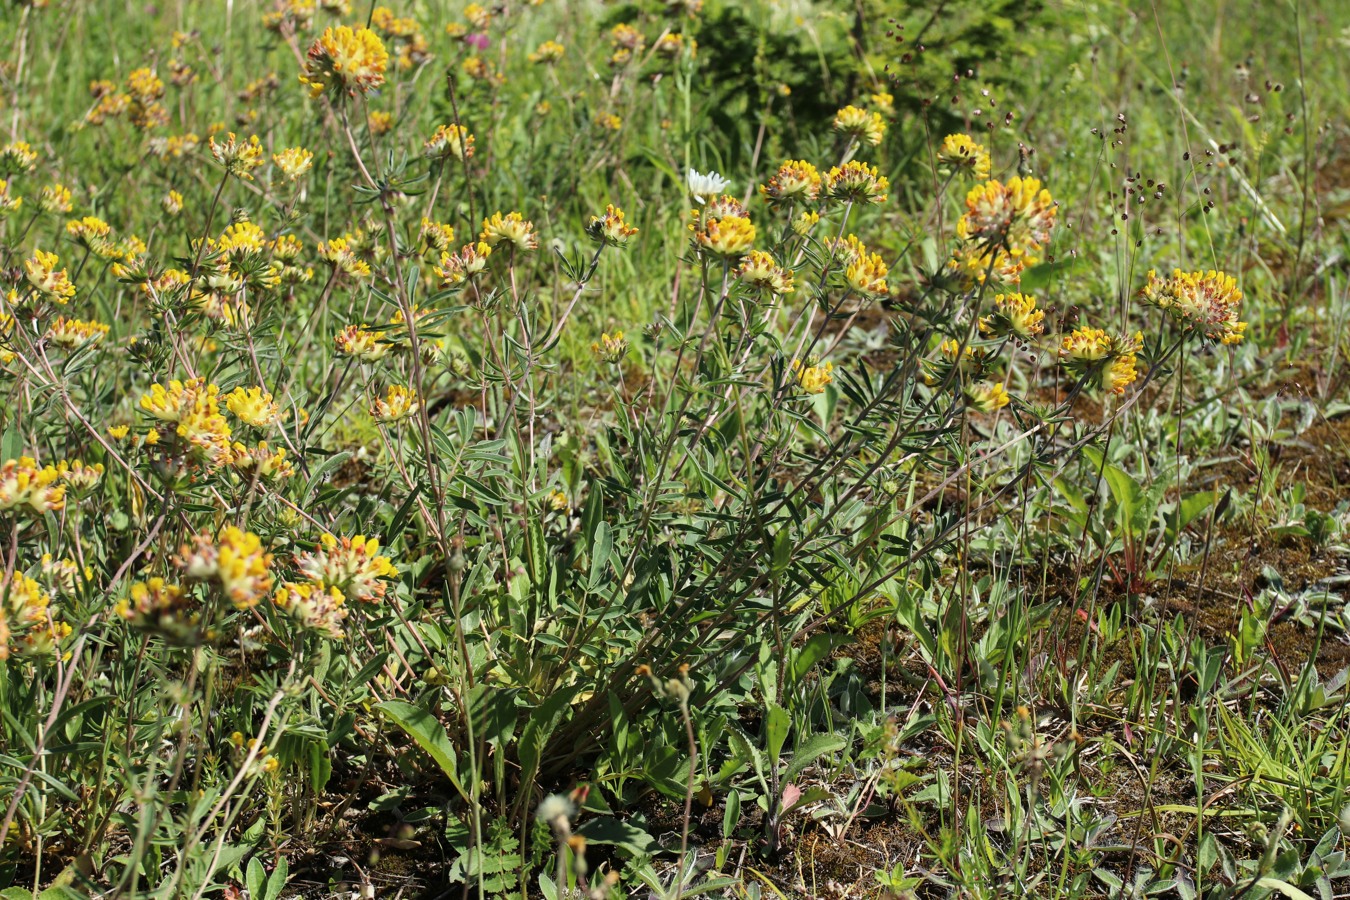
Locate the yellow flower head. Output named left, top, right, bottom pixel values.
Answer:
left=529, top=40, right=565, bottom=64
left=938, top=133, right=991, bottom=181
left=424, top=123, right=474, bottom=161
left=274, top=581, right=347, bottom=639
left=759, top=160, right=821, bottom=206
left=586, top=205, right=639, bottom=248
left=979, top=292, right=1045, bottom=341
left=370, top=384, right=419, bottom=422
left=231, top=441, right=295, bottom=481
left=295, top=533, right=397, bottom=604
left=334, top=324, right=388, bottom=361
left=694, top=215, right=755, bottom=259
left=318, top=236, right=372, bottom=277
left=0, top=180, right=21, bottom=214
left=845, top=250, right=889, bottom=297
left=161, top=190, right=184, bottom=216
left=964, top=381, right=1011, bottom=413
left=825, top=161, right=889, bottom=205
left=957, top=177, right=1056, bottom=255
left=791, top=359, right=834, bottom=395
left=479, top=211, right=538, bottom=252
left=273, top=147, right=314, bottom=180
left=0, top=141, right=37, bottom=175
left=591, top=331, right=629, bottom=364
left=1059, top=327, right=1141, bottom=394
left=46, top=315, right=109, bottom=350
left=736, top=250, right=795, bottom=296
left=209, top=133, right=264, bottom=179
left=833, top=105, right=886, bottom=147
left=116, top=578, right=194, bottom=632
left=0, top=457, right=66, bottom=516
left=300, top=26, right=389, bottom=99
left=435, top=242, right=492, bottom=286
left=24, top=249, right=76, bottom=304
left=225, top=386, right=283, bottom=428
left=1139, top=268, right=1246, bottom=345
left=419, top=218, right=456, bottom=253
left=38, top=184, right=72, bottom=214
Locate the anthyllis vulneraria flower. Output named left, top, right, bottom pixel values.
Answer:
left=424, top=124, right=474, bottom=161
left=24, top=249, right=76, bottom=304
left=300, top=26, right=389, bottom=99
left=231, top=441, right=295, bottom=481
left=586, top=205, right=638, bottom=248
left=38, top=184, right=72, bottom=214
left=1139, top=268, right=1246, bottom=345
left=957, top=177, right=1057, bottom=255
left=825, top=161, right=889, bottom=205
left=162, top=191, right=184, bottom=216
left=1, top=141, right=37, bottom=175
left=845, top=248, right=889, bottom=297
left=694, top=215, right=755, bottom=259
left=370, top=384, right=419, bottom=423
left=274, top=581, right=347, bottom=639
left=938, top=133, right=992, bottom=181
left=591, top=330, right=629, bottom=363
left=273, top=147, right=314, bottom=180
left=759, top=160, right=821, bottom=206
left=736, top=250, right=795, bottom=296
left=46, top=315, right=110, bottom=350
left=1, top=574, right=59, bottom=660
left=979, top=292, right=1045, bottom=341
left=318, top=236, right=373, bottom=277
left=833, top=105, right=886, bottom=147
left=1058, top=327, right=1142, bottom=395
left=209, top=132, right=264, bottom=179
left=791, top=359, right=834, bottom=394
left=0, top=180, right=21, bottom=214
left=295, top=533, right=397, bottom=604
left=528, top=39, right=565, bottom=64
left=964, top=381, right=1011, bottom=412
left=479, top=211, right=538, bottom=252
left=225, top=386, right=283, bottom=428
left=139, top=378, right=234, bottom=466
left=335, top=324, right=388, bottom=360
left=0, top=457, right=67, bottom=515
left=116, top=578, right=194, bottom=632
left=66, top=215, right=115, bottom=256
left=655, top=33, right=692, bottom=58
left=419, top=218, right=456, bottom=253
left=687, top=168, right=729, bottom=205
left=57, top=460, right=105, bottom=494
left=176, top=527, right=274, bottom=609
left=435, top=242, right=491, bottom=285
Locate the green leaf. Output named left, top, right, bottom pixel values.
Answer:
left=784, top=733, right=846, bottom=785
left=1255, top=878, right=1316, bottom=900
left=588, top=521, right=612, bottom=592
left=764, top=701, right=790, bottom=765
left=303, top=451, right=351, bottom=503
left=789, top=633, right=848, bottom=683
left=375, top=701, right=464, bottom=796
left=575, top=816, right=657, bottom=857
left=722, top=789, right=741, bottom=838
left=517, top=686, right=578, bottom=788
left=0, top=424, right=20, bottom=464
left=265, top=857, right=288, bottom=900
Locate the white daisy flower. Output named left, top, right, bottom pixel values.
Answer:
left=687, top=168, right=730, bottom=204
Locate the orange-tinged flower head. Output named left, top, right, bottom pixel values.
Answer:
left=300, top=26, right=388, bottom=99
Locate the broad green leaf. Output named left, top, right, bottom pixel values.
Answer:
left=375, top=701, right=464, bottom=796
left=575, top=816, right=656, bottom=857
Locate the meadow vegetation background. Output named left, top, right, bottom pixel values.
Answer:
left=1, top=0, right=1349, bottom=897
